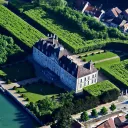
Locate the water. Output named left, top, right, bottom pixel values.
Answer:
left=0, top=92, right=39, bottom=128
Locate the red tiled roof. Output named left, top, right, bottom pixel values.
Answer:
left=96, top=118, right=116, bottom=128
left=118, top=115, right=126, bottom=122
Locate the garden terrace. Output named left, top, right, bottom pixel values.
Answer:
left=80, top=51, right=118, bottom=62
left=16, top=81, right=65, bottom=102
left=0, top=5, right=45, bottom=50
left=0, top=61, right=35, bottom=82
left=95, top=58, right=120, bottom=69
left=23, top=7, right=128, bottom=53
left=83, top=80, right=120, bottom=97
left=7, top=1, right=128, bottom=53
left=101, top=60, right=128, bottom=88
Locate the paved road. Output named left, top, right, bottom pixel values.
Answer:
left=72, top=95, right=128, bottom=120
left=0, top=77, right=40, bottom=106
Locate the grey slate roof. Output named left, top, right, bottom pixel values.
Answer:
left=34, top=36, right=97, bottom=78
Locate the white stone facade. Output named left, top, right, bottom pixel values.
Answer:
left=33, top=45, right=98, bottom=93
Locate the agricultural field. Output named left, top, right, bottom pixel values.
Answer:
left=0, top=5, right=45, bottom=49
left=101, top=60, right=128, bottom=88
left=80, top=51, right=118, bottom=62
left=0, top=61, right=35, bottom=82
left=23, top=7, right=128, bottom=53
left=83, top=80, right=120, bottom=97
left=17, top=82, right=65, bottom=102
left=24, top=7, right=86, bottom=52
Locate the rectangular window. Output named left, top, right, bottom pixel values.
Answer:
left=81, top=79, right=82, bottom=82
left=92, top=80, right=93, bottom=83
left=95, top=74, right=97, bottom=77
left=88, top=76, right=90, bottom=80
left=80, top=84, right=82, bottom=88
left=88, top=81, right=89, bottom=85
left=85, top=77, right=86, bottom=81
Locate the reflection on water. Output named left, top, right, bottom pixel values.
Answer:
left=0, top=92, right=39, bottom=128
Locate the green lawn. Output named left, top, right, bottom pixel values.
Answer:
left=0, top=0, right=6, bottom=4
left=17, top=82, right=65, bottom=102
left=95, top=58, right=120, bottom=69
left=0, top=61, right=35, bottom=82
left=81, top=51, right=118, bottom=62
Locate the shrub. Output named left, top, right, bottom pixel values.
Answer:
left=13, top=86, right=17, bottom=90
left=26, top=98, right=29, bottom=101
left=17, top=90, right=20, bottom=93
left=100, top=107, right=108, bottom=115
left=91, top=109, right=98, bottom=117
left=6, top=79, right=11, bottom=84
left=110, top=103, right=116, bottom=111
left=21, top=94, right=25, bottom=97
left=81, top=111, right=89, bottom=121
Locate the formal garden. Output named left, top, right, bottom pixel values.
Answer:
left=0, top=61, right=35, bottom=82
left=0, top=5, right=45, bottom=50
left=80, top=51, right=119, bottom=62
left=101, top=59, right=128, bottom=88
left=6, top=1, right=128, bottom=53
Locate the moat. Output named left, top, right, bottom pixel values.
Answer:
left=0, top=92, right=39, bottom=128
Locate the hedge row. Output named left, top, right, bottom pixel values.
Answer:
left=83, top=80, right=120, bottom=97
left=101, top=60, right=128, bottom=89
left=0, top=5, right=45, bottom=51
left=7, top=3, right=128, bottom=53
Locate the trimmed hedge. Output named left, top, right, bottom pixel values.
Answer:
left=101, top=60, right=128, bottom=89
left=7, top=3, right=128, bottom=53
left=83, top=80, right=120, bottom=97
left=0, top=5, right=45, bottom=51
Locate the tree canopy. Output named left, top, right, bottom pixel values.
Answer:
left=0, top=34, right=23, bottom=65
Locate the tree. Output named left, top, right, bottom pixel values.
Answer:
left=110, top=104, right=116, bottom=111
left=91, top=109, right=98, bottom=117
left=35, top=0, right=67, bottom=7
left=60, top=91, right=74, bottom=105
left=125, top=114, right=128, bottom=119
left=54, top=106, right=72, bottom=128
left=81, top=111, right=89, bottom=121
left=100, top=107, right=108, bottom=115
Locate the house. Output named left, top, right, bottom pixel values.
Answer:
left=120, top=23, right=128, bottom=32
left=33, top=34, right=98, bottom=93
left=123, top=9, right=128, bottom=21
left=96, top=118, right=116, bottom=128
left=105, top=7, right=122, bottom=18
left=114, top=115, right=128, bottom=128
left=109, top=17, right=127, bottom=28
left=81, top=1, right=105, bottom=20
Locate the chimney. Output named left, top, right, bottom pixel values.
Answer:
left=56, top=36, right=58, bottom=41
left=53, top=34, right=56, bottom=39
left=47, top=33, right=49, bottom=37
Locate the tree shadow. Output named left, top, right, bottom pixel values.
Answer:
left=13, top=111, right=40, bottom=128
left=19, top=82, right=65, bottom=96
